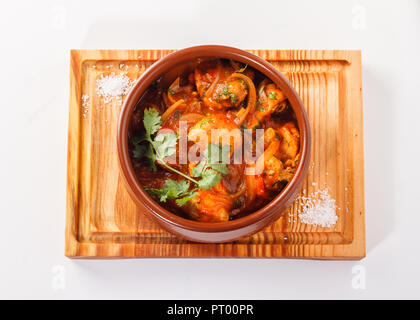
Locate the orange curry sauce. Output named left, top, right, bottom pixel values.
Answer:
left=129, top=59, right=300, bottom=222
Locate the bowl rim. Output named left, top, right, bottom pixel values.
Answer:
left=117, top=45, right=311, bottom=234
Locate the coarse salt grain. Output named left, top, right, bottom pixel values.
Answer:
left=297, top=188, right=338, bottom=228
left=81, top=94, right=89, bottom=118
left=96, top=73, right=133, bottom=103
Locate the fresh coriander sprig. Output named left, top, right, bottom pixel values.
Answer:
left=131, top=108, right=229, bottom=206
left=131, top=108, right=198, bottom=184
left=144, top=179, right=198, bottom=206
left=191, top=144, right=231, bottom=190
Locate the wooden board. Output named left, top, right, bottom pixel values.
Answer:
left=65, top=50, right=365, bottom=259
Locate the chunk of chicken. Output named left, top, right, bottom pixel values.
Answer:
left=188, top=113, right=242, bottom=155
left=212, top=79, right=248, bottom=108
left=183, top=183, right=232, bottom=222
left=277, top=122, right=300, bottom=167
left=246, top=136, right=293, bottom=197
left=264, top=84, right=287, bottom=113
left=263, top=156, right=295, bottom=191
left=257, top=123, right=300, bottom=192
left=247, top=82, right=287, bottom=129
left=263, top=127, right=277, bottom=147
left=195, top=61, right=249, bottom=110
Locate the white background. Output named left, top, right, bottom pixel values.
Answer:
left=0, top=0, right=419, bottom=299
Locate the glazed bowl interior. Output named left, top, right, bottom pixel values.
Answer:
left=117, top=45, right=311, bottom=242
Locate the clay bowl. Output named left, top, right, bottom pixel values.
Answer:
left=117, top=45, right=311, bottom=243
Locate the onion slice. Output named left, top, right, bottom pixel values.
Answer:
left=204, top=61, right=221, bottom=100
left=229, top=73, right=256, bottom=126
left=161, top=99, right=184, bottom=122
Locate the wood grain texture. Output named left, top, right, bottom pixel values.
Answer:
left=65, top=50, right=365, bottom=259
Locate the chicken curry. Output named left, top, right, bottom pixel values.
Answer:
left=129, top=59, right=300, bottom=222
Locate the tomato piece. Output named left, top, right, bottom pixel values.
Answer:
left=255, top=175, right=266, bottom=196
left=156, top=127, right=174, bottom=135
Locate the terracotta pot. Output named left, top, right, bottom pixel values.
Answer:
left=117, top=45, right=311, bottom=243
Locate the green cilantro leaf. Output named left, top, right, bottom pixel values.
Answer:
left=194, top=144, right=230, bottom=189
left=207, top=162, right=229, bottom=175
left=229, top=93, right=237, bottom=104
left=192, top=144, right=229, bottom=184
left=175, top=192, right=198, bottom=206
left=267, top=92, right=277, bottom=100
left=153, top=132, right=178, bottom=159
left=198, top=168, right=222, bottom=190
left=143, top=108, right=162, bottom=137
left=133, top=110, right=232, bottom=207
left=258, top=84, right=265, bottom=96
left=191, top=159, right=207, bottom=177
left=144, top=143, right=157, bottom=171
left=204, top=144, right=230, bottom=165
left=144, top=179, right=191, bottom=203
left=163, top=179, right=190, bottom=199
left=132, top=144, right=146, bottom=159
